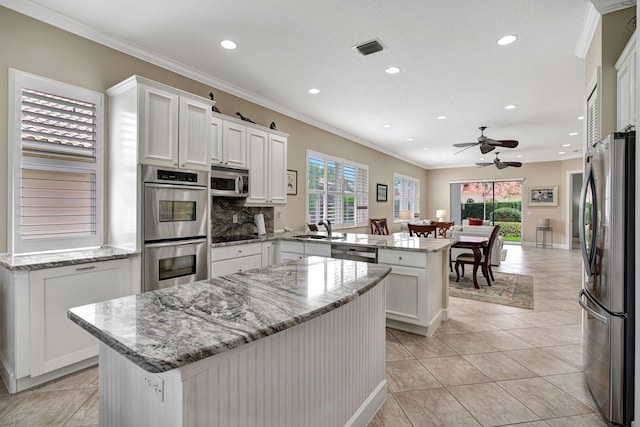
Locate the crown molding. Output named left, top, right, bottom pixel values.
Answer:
left=575, top=3, right=601, bottom=58
left=590, top=0, right=636, bottom=14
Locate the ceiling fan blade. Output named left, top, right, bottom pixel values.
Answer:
left=479, top=143, right=495, bottom=154
left=496, top=139, right=519, bottom=148
left=496, top=162, right=509, bottom=169
left=475, top=162, right=493, bottom=167
left=503, top=161, right=522, bottom=167
left=454, top=144, right=477, bottom=155
left=452, top=142, right=478, bottom=148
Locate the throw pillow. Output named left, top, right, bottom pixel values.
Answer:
left=468, top=218, right=483, bottom=226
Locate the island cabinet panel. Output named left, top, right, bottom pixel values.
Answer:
left=29, top=260, right=131, bottom=377
left=97, top=279, right=387, bottom=427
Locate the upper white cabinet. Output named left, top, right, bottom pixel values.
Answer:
left=108, top=76, right=213, bottom=171
left=210, top=114, right=247, bottom=169
left=616, top=32, right=637, bottom=132
left=245, top=127, right=288, bottom=206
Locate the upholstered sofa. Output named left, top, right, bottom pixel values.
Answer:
left=450, top=220, right=505, bottom=266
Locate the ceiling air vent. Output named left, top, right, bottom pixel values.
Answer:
left=352, top=39, right=385, bottom=56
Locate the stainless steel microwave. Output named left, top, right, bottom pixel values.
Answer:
left=210, top=166, right=249, bottom=197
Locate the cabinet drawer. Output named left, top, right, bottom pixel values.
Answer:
left=378, top=249, right=426, bottom=268
left=278, top=241, right=304, bottom=254
left=211, top=254, right=262, bottom=277
left=211, top=243, right=262, bottom=262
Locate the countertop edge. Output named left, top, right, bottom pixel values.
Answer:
left=0, top=248, right=140, bottom=271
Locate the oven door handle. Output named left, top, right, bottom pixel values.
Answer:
left=145, top=238, right=207, bottom=248
left=145, top=183, right=207, bottom=191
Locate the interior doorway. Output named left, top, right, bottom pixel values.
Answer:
left=567, top=170, right=583, bottom=250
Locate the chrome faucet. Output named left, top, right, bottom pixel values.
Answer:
left=318, top=219, right=332, bottom=236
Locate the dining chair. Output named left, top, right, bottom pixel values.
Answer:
left=434, top=221, right=455, bottom=238
left=307, top=223, right=319, bottom=231
left=407, top=223, right=436, bottom=238
left=369, top=218, right=389, bottom=235
left=454, top=225, right=501, bottom=285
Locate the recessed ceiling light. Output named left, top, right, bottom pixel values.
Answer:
left=504, top=104, right=517, bottom=110
left=423, top=148, right=429, bottom=151
left=562, top=143, right=571, bottom=147
left=497, top=34, right=517, bottom=46
left=516, top=155, right=522, bottom=158
left=383, top=124, right=391, bottom=128
left=568, top=132, right=578, bottom=136
left=308, top=88, right=320, bottom=95
left=577, top=116, right=584, bottom=120
left=406, top=138, right=414, bottom=141
left=445, top=160, right=451, bottom=163
left=385, top=66, right=401, bottom=74
left=437, top=115, right=448, bottom=120
left=220, top=39, right=237, bottom=50
left=558, top=151, right=566, bottom=155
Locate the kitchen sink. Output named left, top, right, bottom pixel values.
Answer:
left=292, top=233, right=346, bottom=240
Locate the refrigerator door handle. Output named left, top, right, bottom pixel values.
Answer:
left=578, top=289, right=608, bottom=324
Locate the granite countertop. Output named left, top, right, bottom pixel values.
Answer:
left=0, top=246, right=140, bottom=271
left=68, top=256, right=391, bottom=374
left=211, top=231, right=453, bottom=253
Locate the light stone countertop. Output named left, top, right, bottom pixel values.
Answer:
left=68, top=256, right=391, bottom=374
left=0, top=246, right=139, bottom=271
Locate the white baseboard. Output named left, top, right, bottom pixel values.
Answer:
left=345, top=380, right=387, bottom=427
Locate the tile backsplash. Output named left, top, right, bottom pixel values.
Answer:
left=211, top=198, right=274, bottom=237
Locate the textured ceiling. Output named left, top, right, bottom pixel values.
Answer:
left=5, top=0, right=598, bottom=169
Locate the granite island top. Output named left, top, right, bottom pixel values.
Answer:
left=0, top=246, right=139, bottom=271
left=68, top=256, right=391, bottom=374
left=212, top=231, right=453, bottom=253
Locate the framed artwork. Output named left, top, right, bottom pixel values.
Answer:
left=376, top=184, right=388, bottom=202
left=528, top=186, right=558, bottom=206
left=287, top=169, right=297, bottom=195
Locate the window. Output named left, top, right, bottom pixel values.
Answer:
left=307, top=150, right=368, bottom=228
left=393, top=173, right=420, bottom=221
left=8, top=69, right=103, bottom=254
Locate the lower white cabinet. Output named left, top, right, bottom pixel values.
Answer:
left=262, top=241, right=276, bottom=266
left=304, top=242, right=331, bottom=257
left=210, top=243, right=263, bottom=278
left=29, top=260, right=131, bottom=377
left=276, top=241, right=305, bottom=263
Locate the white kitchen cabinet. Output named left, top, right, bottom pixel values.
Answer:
left=210, top=243, right=263, bottom=277
left=109, top=76, right=213, bottom=172
left=304, top=242, right=331, bottom=257
left=29, top=260, right=131, bottom=377
left=211, top=119, right=247, bottom=168
left=0, top=256, right=137, bottom=393
left=209, top=115, right=223, bottom=165
left=616, top=32, right=637, bottom=131
left=277, top=240, right=305, bottom=263
left=245, top=128, right=288, bottom=206
left=378, top=248, right=443, bottom=336
left=262, top=241, right=276, bottom=266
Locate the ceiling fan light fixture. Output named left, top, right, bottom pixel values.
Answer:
left=497, top=34, right=517, bottom=46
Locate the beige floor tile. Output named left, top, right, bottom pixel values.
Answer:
left=539, top=344, right=583, bottom=371
left=545, top=413, right=610, bottom=426
left=367, top=395, right=413, bottom=427
left=394, top=388, right=481, bottom=427
left=29, top=367, right=99, bottom=394
left=506, top=327, right=571, bottom=347
left=462, top=352, right=537, bottom=381
left=503, top=348, right=580, bottom=376
left=64, top=389, right=99, bottom=426
left=448, top=382, right=540, bottom=426
left=497, top=377, right=595, bottom=419
left=386, top=340, right=415, bottom=362
left=510, top=310, right=582, bottom=328
left=418, top=356, right=491, bottom=386
left=432, top=318, right=471, bottom=335
left=445, top=316, right=502, bottom=332
left=473, top=330, right=535, bottom=351
left=539, top=324, right=583, bottom=345
left=0, top=388, right=95, bottom=426
left=501, top=422, right=551, bottom=427
left=386, top=360, right=442, bottom=393
left=437, top=332, right=498, bottom=355
left=543, top=373, right=599, bottom=410
left=399, top=336, right=457, bottom=359
left=482, top=313, right=536, bottom=329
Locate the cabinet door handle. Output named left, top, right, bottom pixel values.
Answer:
left=398, top=256, right=402, bottom=260
left=76, top=265, right=96, bottom=271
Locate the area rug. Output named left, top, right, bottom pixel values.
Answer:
left=448, top=271, right=533, bottom=309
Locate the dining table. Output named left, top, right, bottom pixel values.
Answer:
left=451, top=235, right=489, bottom=289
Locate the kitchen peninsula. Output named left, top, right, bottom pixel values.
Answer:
left=69, top=256, right=391, bottom=427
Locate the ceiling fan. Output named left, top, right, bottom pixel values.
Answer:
left=453, top=126, right=519, bottom=154
left=476, top=152, right=522, bottom=169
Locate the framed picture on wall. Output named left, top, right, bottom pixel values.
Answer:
left=376, top=184, right=387, bottom=202
left=528, top=186, right=558, bottom=206
left=287, top=170, right=297, bottom=195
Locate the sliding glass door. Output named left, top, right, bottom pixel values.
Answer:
left=450, top=180, right=523, bottom=243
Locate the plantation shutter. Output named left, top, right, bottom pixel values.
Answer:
left=394, top=173, right=420, bottom=220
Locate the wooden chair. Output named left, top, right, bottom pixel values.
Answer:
left=307, top=223, right=319, bottom=231
left=369, top=218, right=389, bottom=235
left=408, top=223, right=436, bottom=238
left=454, top=225, right=501, bottom=286
left=434, top=221, right=455, bottom=238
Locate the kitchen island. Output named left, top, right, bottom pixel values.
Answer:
left=68, top=256, right=391, bottom=427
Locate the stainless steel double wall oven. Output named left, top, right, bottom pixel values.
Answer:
left=142, top=165, right=208, bottom=292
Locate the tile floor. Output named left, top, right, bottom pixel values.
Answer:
left=0, top=245, right=605, bottom=426
left=370, top=245, right=608, bottom=427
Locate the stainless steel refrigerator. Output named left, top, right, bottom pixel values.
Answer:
left=578, top=131, right=635, bottom=426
